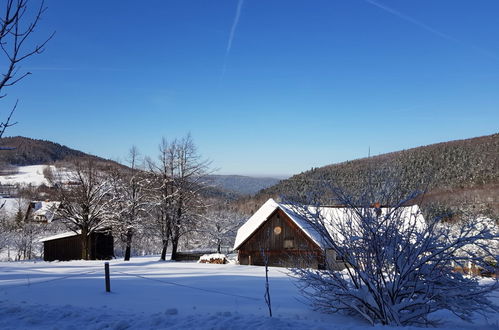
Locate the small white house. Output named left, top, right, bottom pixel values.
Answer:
left=25, top=201, right=60, bottom=223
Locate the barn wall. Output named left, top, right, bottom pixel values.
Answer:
left=43, top=232, right=114, bottom=261
left=44, top=235, right=81, bottom=261
left=90, top=232, right=114, bottom=260
left=238, top=209, right=324, bottom=268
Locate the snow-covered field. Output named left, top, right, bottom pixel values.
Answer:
left=0, top=257, right=497, bottom=330
left=0, top=165, right=53, bottom=187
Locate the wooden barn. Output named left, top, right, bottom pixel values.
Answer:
left=233, top=199, right=332, bottom=269
left=234, top=199, right=424, bottom=269
left=40, top=231, right=114, bottom=261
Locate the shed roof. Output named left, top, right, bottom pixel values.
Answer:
left=39, top=231, right=80, bottom=242
left=233, top=198, right=424, bottom=250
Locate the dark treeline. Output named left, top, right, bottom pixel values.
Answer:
left=0, top=136, right=106, bottom=166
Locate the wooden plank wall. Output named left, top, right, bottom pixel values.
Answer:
left=44, top=232, right=114, bottom=261
left=238, top=209, right=323, bottom=268
left=44, top=235, right=81, bottom=261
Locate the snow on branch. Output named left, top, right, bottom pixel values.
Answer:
left=289, top=183, right=499, bottom=326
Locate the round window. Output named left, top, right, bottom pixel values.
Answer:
left=274, top=226, right=282, bottom=235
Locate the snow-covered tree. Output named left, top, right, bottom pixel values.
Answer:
left=109, top=147, right=150, bottom=261
left=147, top=138, right=177, bottom=260
left=2, top=194, right=39, bottom=260
left=148, top=135, right=210, bottom=260
left=290, top=184, right=499, bottom=326
left=199, top=203, right=246, bottom=253
left=0, top=208, right=8, bottom=254
left=54, top=160, right=114, bottom=260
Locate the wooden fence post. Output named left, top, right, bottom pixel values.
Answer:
left=104, top=262, right=111, bottom=292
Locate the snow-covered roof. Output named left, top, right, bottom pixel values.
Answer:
left=233, top=199, right=280, bottom=250
left=29, top=201, right=60, bottom=222
left=233, top=198, right=425, bottom=250
left=39, top=231, right=80, bottom=242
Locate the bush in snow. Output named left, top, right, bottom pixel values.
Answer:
left=290, top=184, right=499, bottom=326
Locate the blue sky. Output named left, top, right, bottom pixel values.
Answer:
left=4, top=0, right=499, bottom=177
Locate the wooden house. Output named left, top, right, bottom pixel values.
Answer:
left=234, top=199, right=331, bottom=269
left=234, top=198, right=424, bottom=269
left=40, top=231, right=114, bottom=261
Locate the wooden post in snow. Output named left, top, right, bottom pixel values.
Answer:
left=104, top=262, right=111, bottom=292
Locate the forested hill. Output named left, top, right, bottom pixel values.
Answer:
left=205, top=175, right=281, bottom=196
left=237, top=133, right=499, bottom=215
left=0, top=136, right=107, bottom=166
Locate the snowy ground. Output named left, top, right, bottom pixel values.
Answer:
left=0, top=257, right=497, bottom=330
left=0, top=165, right=53, bottom=187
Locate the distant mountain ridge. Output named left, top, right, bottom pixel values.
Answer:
left=237, top=133, right=499, bottom=215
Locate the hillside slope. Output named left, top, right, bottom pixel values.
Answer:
left=205, top=175, right=281, bottom=196
left=0, top=137, right=243, bottom=202
left=0, top=136, right=99, bottom=166
left=238, top=133, right=499, bottom=215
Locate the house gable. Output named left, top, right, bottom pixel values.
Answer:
left=237, top=208, right=323, bottom=267
left=238, top=208, right=321, bottom=252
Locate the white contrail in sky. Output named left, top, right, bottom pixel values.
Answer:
left=226, top=0, right=244, bottom=54
left=365, top=0, right=498, bottom=60
left=221, top=0, right=244, bottom=79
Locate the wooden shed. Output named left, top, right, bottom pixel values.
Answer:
left=40, top=231, right=114, bottom=261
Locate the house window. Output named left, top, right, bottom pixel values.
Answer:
left=283, top=238, right=294, bottom=249
left=273, top=226, right=282, bottom=235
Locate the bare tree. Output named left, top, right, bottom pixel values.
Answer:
left=54, top=160, right=113, bottom=260
left=149, top=135, right=210, bottom=261
left=148, top=138, right=176, bottom=261
left=200, top=202, right=246, bottom=253
left=260, top=228, right=273, bottom=318
left=0, top=0, right=53, bottom=138
left=168, top=135, right=210, bottom=260
left=0, top=206, right=9, bottom=253
left=7, top=194, right=37, bottom=259
left=109, top=147, right=150, bottom=261
left=290, top=181, right=499, bottom=326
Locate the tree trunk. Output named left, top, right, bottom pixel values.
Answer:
left=124, top=230, right=133, bottom=261
left=170, top=225, right=180, bottom=261
left=124, top=245, right=131, bottom=261
left=160, top=239, right=168, bottom=260
left=170, top=237, right=178, bottom=261
left=171, top=207, right=182, bottom=261
left=217, top=242, right=221, bottom=254
left=81, top=228, right=89, bottom=260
